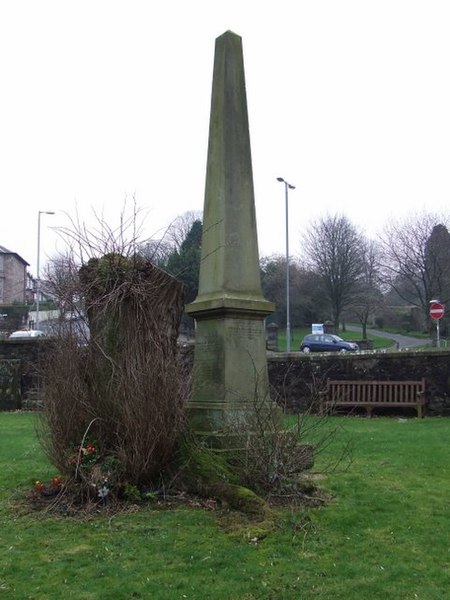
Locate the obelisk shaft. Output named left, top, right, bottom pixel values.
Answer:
left=196, top=31, right=264, bottom=303
left=186, top=31, right=276, bottom=440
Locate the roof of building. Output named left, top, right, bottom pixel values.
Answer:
left=0, top=245, right=30, bottom=266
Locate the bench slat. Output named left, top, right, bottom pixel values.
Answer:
left=321, top=378, right=425, bottom=418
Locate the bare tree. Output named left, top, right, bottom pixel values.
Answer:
left=55, top=203, right=144, bottom=266
left=302, top=214, right=366, bottom=331
left=140, top=210, right=202, bottom=268
left=165, top=210, right=202, bottom=251
left=44, top=251, right=81, bottom=318
left=346, top=239, right=384, bottom=338
left=139, top=238, right=174, bottom=266
left=260, top=254, right=328, bottom=328
left=378, top=212, right=450, bottom=321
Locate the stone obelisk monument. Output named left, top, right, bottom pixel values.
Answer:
left=186, top=31, right=278, bottom=442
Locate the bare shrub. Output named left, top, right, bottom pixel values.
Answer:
left=37, top=207, right=349, bottom=511
left=38, top=337, right=94, bottom=474
left=38, top=209, right=189, bottom=500
left=223, top=366, right=352, bottom=502
left=78, top=254, right=187, bottom=484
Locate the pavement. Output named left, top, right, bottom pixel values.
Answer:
left=346, top=325, right=431, bottom=350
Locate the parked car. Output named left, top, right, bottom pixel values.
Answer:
left=9, top=329, right=46, bottom=339
left=300, top=333, right=359, bottom=353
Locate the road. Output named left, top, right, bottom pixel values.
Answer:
left=346, top=325, right=431, bottom=350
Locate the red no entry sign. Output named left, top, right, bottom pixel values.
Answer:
left=429, top=302, right=445, bottom=320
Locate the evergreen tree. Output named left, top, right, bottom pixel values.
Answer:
left=165, top=220, right=202, bottom=304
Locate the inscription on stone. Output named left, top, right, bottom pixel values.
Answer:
left=194, top=332, right=221, bottom=379
left=228, top=322, right=261, bottom=340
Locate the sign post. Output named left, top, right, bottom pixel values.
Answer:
left=429, top=302, right=445, bottom=347
left=312, top=323, right=324, bottom=334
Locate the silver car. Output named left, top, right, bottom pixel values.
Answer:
left=9, top=329, right=46, bottom=339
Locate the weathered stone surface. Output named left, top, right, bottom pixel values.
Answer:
left=187, top=316, right=274, bottom=436
left=3, top=340, right=450, bottom=416
left=186, top=31, right=277, bottom=439
left=0, top=339, right=49, bottom=410
left=267, top=350, right=450, bottom=416
left=0, top=359, right=21, bottom=410
left=180, top=345, right=450, bottom=416
left=190, top=31, right=269, bottom=305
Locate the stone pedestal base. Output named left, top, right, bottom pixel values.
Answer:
left=187, top=300, right=281, bottom=443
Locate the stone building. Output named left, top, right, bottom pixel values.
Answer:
left=0, top=246, right=29, bottom=305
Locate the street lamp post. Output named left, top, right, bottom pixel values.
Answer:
left=277, top=177, right=296, bottom=353
left=36, top=211, right=55, bottom=330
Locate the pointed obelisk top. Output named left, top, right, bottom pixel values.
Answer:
left=186, top=32, right=278, bottom=442
left=187, top=31, right=272, bottom=317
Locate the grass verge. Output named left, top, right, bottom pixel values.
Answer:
left=1, top=412, right=450, bottom=599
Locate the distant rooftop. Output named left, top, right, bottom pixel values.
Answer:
left=0, top=245, right=30, bottom=265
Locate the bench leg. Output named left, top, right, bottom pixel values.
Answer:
left=366, top=406, right=373, bottom=418
left=417, top=405, right=424, bottom=419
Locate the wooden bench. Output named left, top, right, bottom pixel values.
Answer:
left=319, top=378, right=426, bottom=418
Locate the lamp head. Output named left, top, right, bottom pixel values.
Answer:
left=277, top=177, right=296, bottom=189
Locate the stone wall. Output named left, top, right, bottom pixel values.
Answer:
left=2, top=339, right=450, bottom=416
left=268, top=350, right=450, bottom=416
left=0, top=339, right=50, bottom=409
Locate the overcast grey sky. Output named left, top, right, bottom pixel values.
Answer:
left=1, top=0, right=449, bottom=275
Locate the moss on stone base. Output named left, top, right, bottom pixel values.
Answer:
left=211, top=482, right=267, bottom=515
left=177, top=438, right=269, bottom=517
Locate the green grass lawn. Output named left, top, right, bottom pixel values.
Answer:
left=1, top=412, right=450, bottom=599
